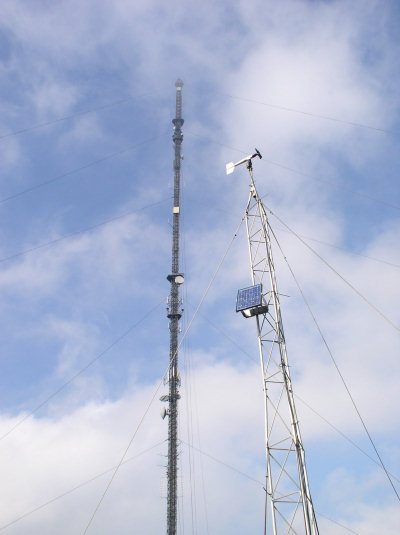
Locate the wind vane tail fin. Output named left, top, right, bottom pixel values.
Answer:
left=226, top=162, right=235, bottom=175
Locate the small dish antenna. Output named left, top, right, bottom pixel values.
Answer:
left=226, top=148, right=262, bottom=175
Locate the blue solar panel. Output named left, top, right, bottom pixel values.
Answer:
left=236, top=284, right=262, bottom=312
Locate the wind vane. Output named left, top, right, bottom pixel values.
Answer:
left=225, top=148, right=262, bottom=174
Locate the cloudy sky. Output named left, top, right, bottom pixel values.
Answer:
left=0, top=0, right=399, bottom=533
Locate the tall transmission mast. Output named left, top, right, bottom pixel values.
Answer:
left=229, top=151, right=319, bottom=534
left=163, top=79, right=184, bottom=535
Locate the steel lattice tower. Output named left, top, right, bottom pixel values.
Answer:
left=163, top=79, right=184, bottom=535
left=234, top=154, right=319, bottom=534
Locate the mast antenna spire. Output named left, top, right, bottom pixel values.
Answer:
left=161, top=78, right=184, bottom=535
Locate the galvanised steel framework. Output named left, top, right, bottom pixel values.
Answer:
left=244, top=160, right=319, bottom=535
left=165, top=78, right=184, bottom=535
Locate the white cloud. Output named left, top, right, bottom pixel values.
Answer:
left=0, top=386, right=165, bottom=534
left=0, top=354, right=397, bottom=533
left=0, top=210, right=169, bottom=298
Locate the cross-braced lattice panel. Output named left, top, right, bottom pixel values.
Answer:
left=245, top=190, right=318, bottom=535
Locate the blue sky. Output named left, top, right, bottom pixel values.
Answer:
left=0, top=0, right=399, bottom=533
